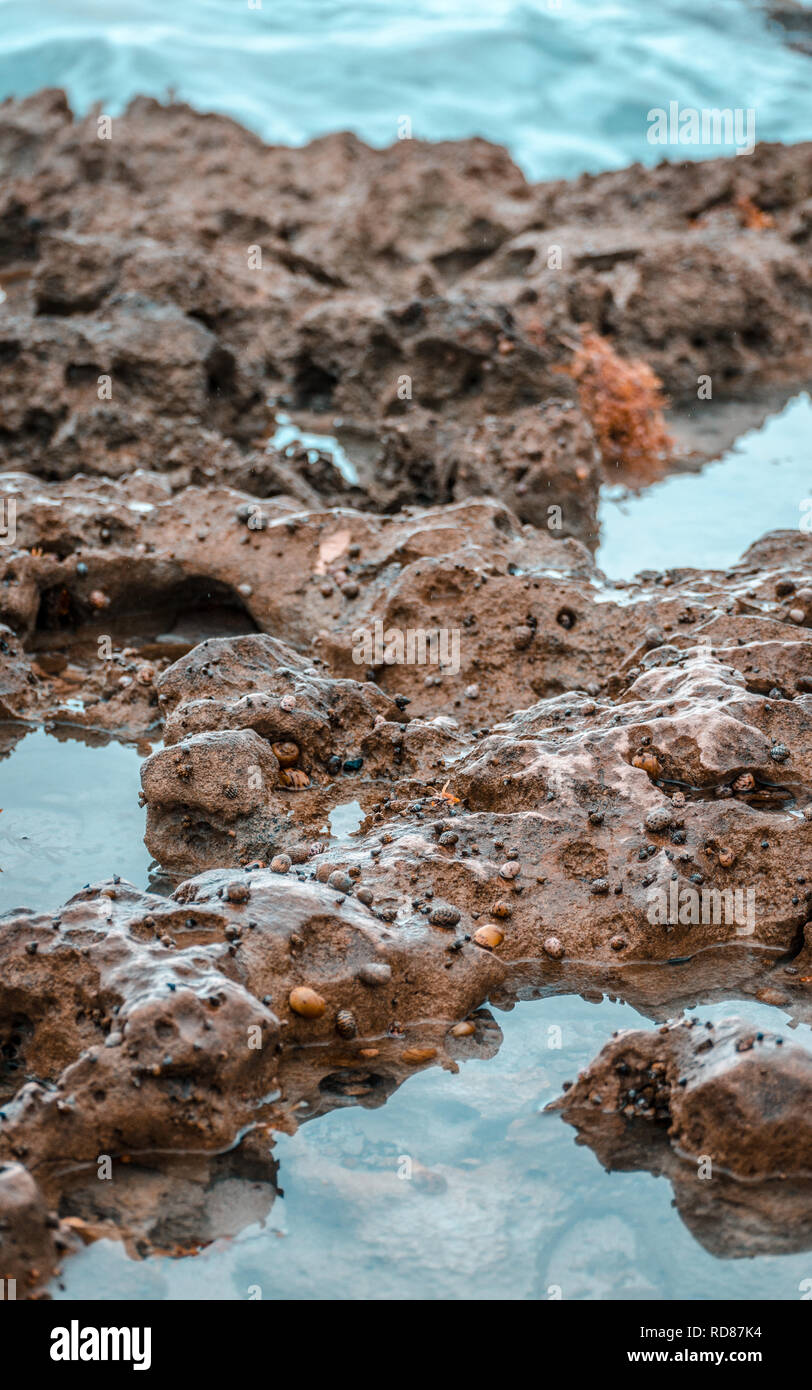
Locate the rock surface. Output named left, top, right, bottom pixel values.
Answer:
left=1, top=91, right=811, bottom=1291
left=552, top=1016, right=812, bottom=1256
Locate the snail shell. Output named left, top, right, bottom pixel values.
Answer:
left=336, top=1009, right=357, bottom=1038
left=272, top=740, right=300, bottom=767
left=279, top=768, right=310, bottom=789
left=402, top=1047, right=438, bottom=1065
left=632, top=752, right=662, bottom=778
left=289, top=986, right=326, bottom=1018
left=474, top=924, right=504, bottom=950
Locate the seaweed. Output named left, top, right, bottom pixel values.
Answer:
left=566, top=328, right=674, bottom=478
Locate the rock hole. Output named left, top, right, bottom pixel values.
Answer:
left=292, top=354, right=337, bottom=412
left=205, top=345, right=236, bottom=397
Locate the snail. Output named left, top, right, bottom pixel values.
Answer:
left=289, top=986, right=326, bottom=1018
left=271, top=740, right=300, bottom=767
left=336, top=1009, right=358, bottom=1039
left=474, top=924, right=504, bottom=950
left=279, top=768, right=310, bottom=789
left=632, top=752, right=662, bottom=778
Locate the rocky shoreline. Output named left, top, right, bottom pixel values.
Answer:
left=0, top=90, right=811, bottom=1294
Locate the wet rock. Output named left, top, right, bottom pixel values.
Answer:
left=0, top=1162, right=70, bottom=1292
left=555, top=1015, right=812, bottom=1178
left=2, top=89, right=812, bottom=1290
left=552, top=1016, right=812, bottom=1256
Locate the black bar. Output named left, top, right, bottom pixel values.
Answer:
left=2, top=1297, right=804, bottom=1376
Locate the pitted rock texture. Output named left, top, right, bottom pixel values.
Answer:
left=0, top=870, right=501, bottom=1284
left=0, top=1160, right=75, bottom=1292
left=554, top=1015, right=812, bottom=1176
left=1, top=89, right=811, bottom=510
left=551, top=1016, right=812, bottom=1256
left=137, top=552, right=812, bottom=974
left=0, top=872, right=500, bottom=1163
left=2, top=465, right=810, bottom=737
left=1, top=90, right=812, bottom=1291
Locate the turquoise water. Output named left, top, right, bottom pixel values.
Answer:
left=0, top=0, right=809, bottom=178
left=598, top=393, right=812, bottom=579
left=0, top=725, right=154, bottom=915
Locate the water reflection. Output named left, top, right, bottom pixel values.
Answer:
left=48, top=987, right=812, bottom=1301
left=0, top=723, right=156, bottom=916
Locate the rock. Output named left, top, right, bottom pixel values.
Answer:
left=552, top=1018, right=812, bottom=1255
left=357, top=962, right=393, bottom=987
left=0, top=1163, right=68, bottom=1293
left=2, top=88, right=812, bottom=1291
left=555, top=1017, right=812, bottom=1176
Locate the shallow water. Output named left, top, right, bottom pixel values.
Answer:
left=1, top=0, right=810, bottom=180
left=0, top=724, right=154, bottom=916
left=50, top=992, right=812, bottom=1301
left=271, top=413, right=359, bottom=485
left=326, top=798, right=365, bottom=840
left=597, top=393, right=812, bottom=579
